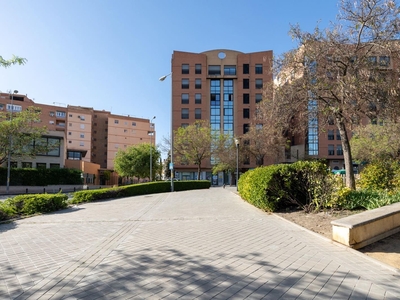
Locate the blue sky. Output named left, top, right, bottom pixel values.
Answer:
left=1, top=0, right=339, bottom=150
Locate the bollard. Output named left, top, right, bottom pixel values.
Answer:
left=59, top=187, right=61, bottom=192
left=74, top=187, right=76, bottom=192
left=26, top=188, right=28, bottom=194
left=43, top=188, right=46, bottom=193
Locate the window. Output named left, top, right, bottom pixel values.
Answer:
left=181, top=79, right=189, bottom=89
left=379, top=56, right=390, bottom=67
left=208, top=65, right=221, bottom=75
left=328, top=130, right=334, bottom=140
left=67, top=151, right=82, bottom=160
left=243, top=124, right=250, bottom=134
left=181, top=123, right=189, bottom=128
left=195, top=64, right=202, bottom=74
left=114, top=120, right=119, bottom=124
left=255, top=64, right=263, bottom=74
left=22, top=162, right=32, bottom=168
left=243, top=64, right=249, bottom=74
left=243, top=79, right=249, bottom=89
left=7, top=104, right=22, bottom=112
left=337, top=145, right=343, bottom=156
left=195, top=93, right=202, bottom=104
left=224, top=65, right=236, bottom=75
left=80, top=133, right=85, bottom=138
left=243, top=108, right=250, bottom=119
left=368, top=56, right=377, bottom=65
left=255, top=94, right=262, bottom=103
left=181, top=93, right=189, bottom=104
left=49, top=111, right=55, bottom=117
left=69, top=114, right=73, bottom=117
left=68, top=132, right=72, bottom=135
left=80, top=115, right=85, bottom=121
left=182, top=64, right=189, bottom=74
left=49, top=121, right=54, bottom=125
left=243, top=94, right=250, bottom=104
left=132, top=122, right=136, bottom=126
left=181, top=108, right=189, bottom=119
left=80, top=124, right=85, bottom=129
left=36, top=163, right=46, bottom=169
left=56, top=111, right=66, bottom=118
left=328, top=144, right=335, bottom=155
left=50, top=164, right=60, bottom=169
left=80, top=142, right=84, bottom=146
left=255, top=79, right=263, bottom=89
left=244, top=155, right=250, bottom=165
left=336, top=130, right=341, bottom=140
left=328, top=117, right=334, bottom=125
left=195, top=108, right=201, bottom=119
left=195, top=79, right=202, bottom=89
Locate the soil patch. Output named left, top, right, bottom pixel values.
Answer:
left=275, top=209, right=400, bottom=270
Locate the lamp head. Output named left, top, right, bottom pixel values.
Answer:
left=13, top=90, right=18, bottom=94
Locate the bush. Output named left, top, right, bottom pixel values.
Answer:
left=71, top=180, right=210, bottom=204
left=358, top=160, right=400, bottom=191
left=341, top=189, right=400, bottom=210
left=238, top=160, right=336, bottom=212
left=0, top=200, right=16, bottom=221
left=0, top=168, right=82, bottom=186
left=0, top=193, right=68, bottom=220
left=11, top=193, right=69, bottom=215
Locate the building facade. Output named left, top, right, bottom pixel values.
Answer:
left=171, top=49, right=273, bottom=184
left=0, top=93, right=155, bottom=185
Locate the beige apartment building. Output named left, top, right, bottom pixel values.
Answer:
left=171, top=49, right=273, bottom=184
left=0, top=93, right=155, bottom=186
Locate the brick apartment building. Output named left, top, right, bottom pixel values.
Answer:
left=0, top=93, right=155, bottom=185
left=170, top=49, right=274, bottom=184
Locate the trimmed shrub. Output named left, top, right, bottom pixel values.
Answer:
left=0, top=168, right=82, bottom=186
left=238, top=160, right=336, bottom=212
left=71, top=180, right=210, bottom=204
left=11, top=193, right=69, bottom=215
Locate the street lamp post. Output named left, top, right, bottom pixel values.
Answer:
left=6, top=90, right=18, bottom=194
left=159, top=73, right=174, bottom=192
left=149, top=116, right=156, bottom=181
left=234, top=138, right=240, bottom=191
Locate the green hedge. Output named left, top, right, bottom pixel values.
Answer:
left=0, top=168, right=82, bottom=186
left=238, top=160, right=334, bottom=212
left=0, top=193, right=68, bottom=220
left=71, top=180, right=211, bottom=204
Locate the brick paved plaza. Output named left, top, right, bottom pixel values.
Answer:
left=0, top=187, right=399, bottom=299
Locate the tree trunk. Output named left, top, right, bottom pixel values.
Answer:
left=197, top=164, right=201, bottom=180
left=337, top=119, right=356, bottom=190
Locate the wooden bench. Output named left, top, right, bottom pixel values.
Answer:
left=331, top=202, right=400, bottom=249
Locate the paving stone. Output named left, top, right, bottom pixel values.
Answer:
left=0, top=187, right=399, bottom=299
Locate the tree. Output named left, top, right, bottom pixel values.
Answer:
left=0, top=107, right=50, bottom=165
left=351, top=122, right=400, bottom=163
left=174, top=120, right=213, bottom=180
left=242, top=113, right=287, bottom=167
left=114, top=143, right=161, bottom=180
left=212, top=134, right=238, bottom=185
left=271, top=0, right=400, bottom=189
left=0, top=55, right=27, bottom=68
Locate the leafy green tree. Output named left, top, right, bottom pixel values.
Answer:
left=269, top=0, right=400, bottom=190
left=351, top=122, right=400, bottom=163
left=174, top=120, right=214, bottom=180
left=0, top=107, right=50, bottom=165
left=0, top=55, right=27, bottom=68
left=114, top=143, right=161, bottom=180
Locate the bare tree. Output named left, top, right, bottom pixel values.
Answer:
left=271, top=0, right=400, bottom=189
